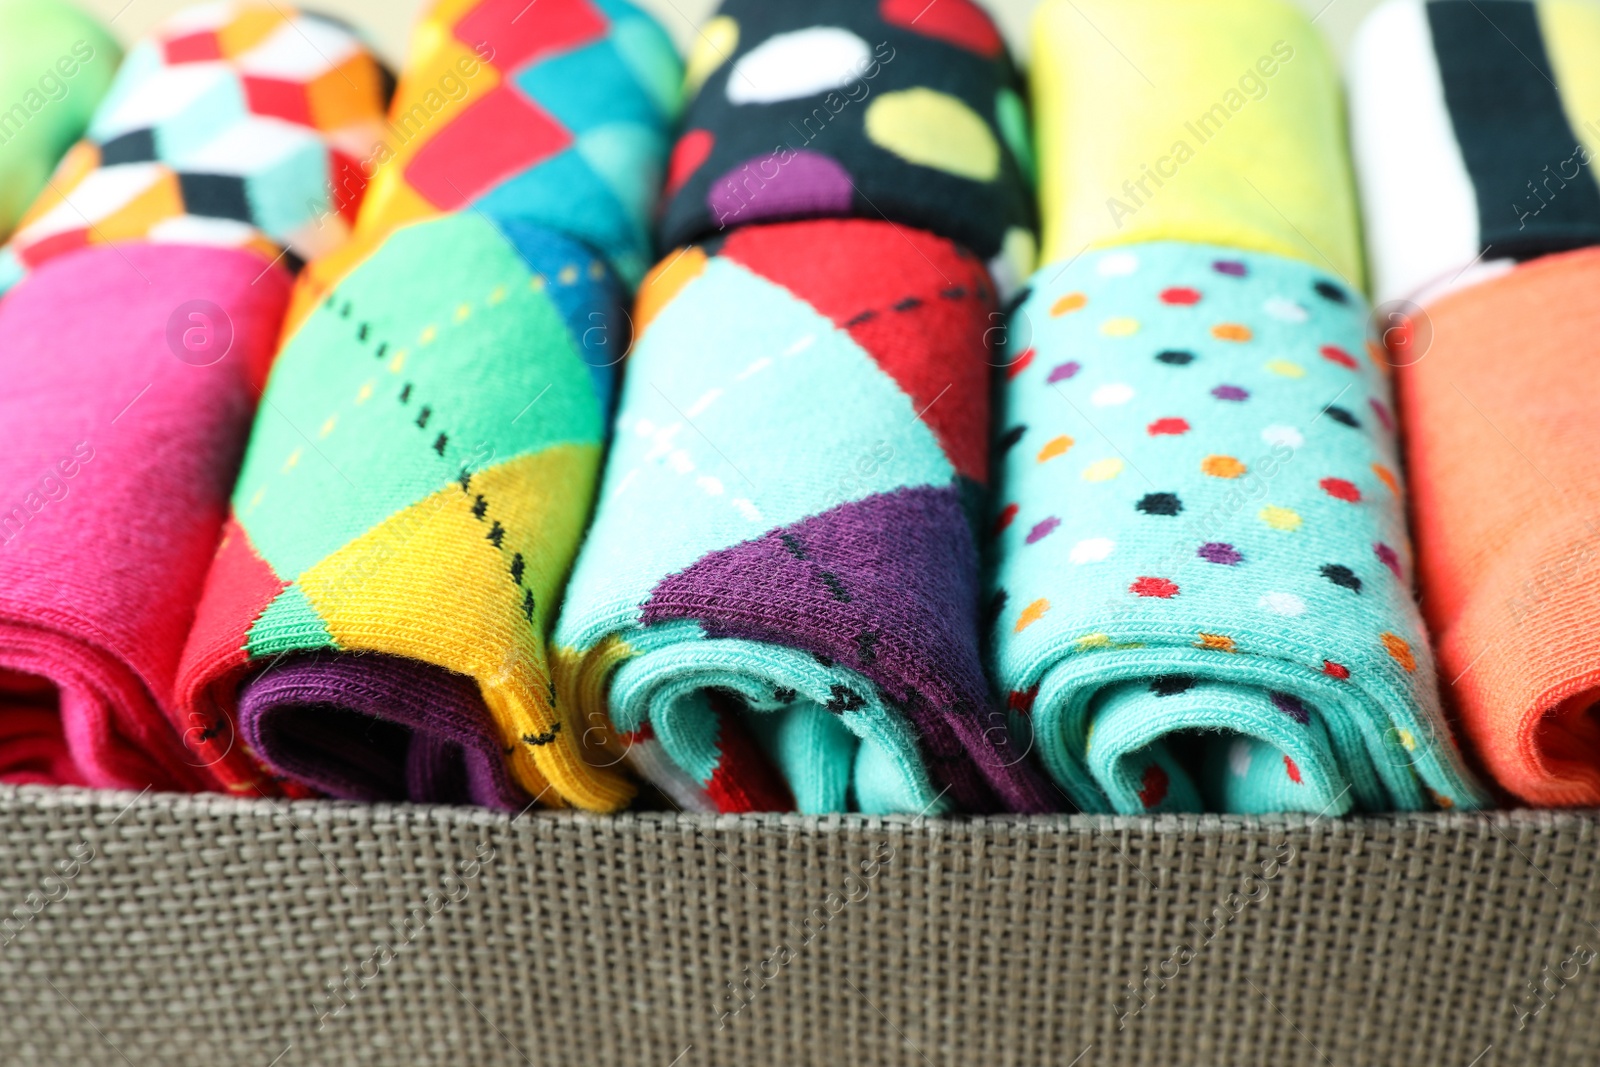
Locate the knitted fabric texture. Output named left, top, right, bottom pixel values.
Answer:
left=0, top=0, right=120, bottom=240
left=297, top=0, right=680, bottom=298
left=0, top=244, right=293, bottom=792
left=986, top=242, right=1487, bottom=814
left=1399, top=247, right=1600, bottom=806
left=173, top=0, right=678, bottom=810
left=553, top=219, right=1057, bottom=816
left=239, top=653, right=528, bottom=810
left=0, top=1, right=390, bottom=291
left=657, top=0, right=1037, bottom=298
left=1030, top=0, right=1365, bottom=289
left=1349, top=0, right=1600, bottom=304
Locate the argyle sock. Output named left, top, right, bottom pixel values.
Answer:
left=987, top=241, right=1487, bottom=814
left=0, top=0, right=119, bottom=240
left=239, top=652, right=528, bottom=810
left=659, top=0, right=1037, bottom=297
left=1029, top=0, right=1365, bottom=291
left=175, top=0, right=681, bottom=811
left=0, top=3, right=390, bottom=794
left=1349, top=0, right=1600, bottom=304
left=554, top=218, right=1057, bottom=815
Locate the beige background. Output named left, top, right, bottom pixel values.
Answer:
left=79, top=0, right=1382, bottom=63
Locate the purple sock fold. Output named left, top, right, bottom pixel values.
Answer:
left=238, top=653, right=527, bottom=811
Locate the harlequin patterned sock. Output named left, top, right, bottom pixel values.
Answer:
left=987, top=241, right=1487, bottom=814
left=174, top=0, right=681, bottom=810
left=1349, top=0, right=1600, bottom=304
left=0, top=0, right=119, bottom=240
left=1398, top=247, right=1600, bottom=806
left=238, top=653, right=528, bottom=810
left=0, top=4, right=389, bottom=794
left=553, top=219, right=1057, bottom=816
left=1030, top=0, right=1365, bottom=289
left=658, top=0, right=1038, bottom=297
left=0, top=1, right=390, bottom=291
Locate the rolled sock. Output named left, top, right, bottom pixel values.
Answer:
left=1349, top=0, right=1600, bottom=304
left=0, top=4, right=389, bottom=794
left=987, top=241, right=1488, bottom=814
left=0, top=0, right=119, bottom=241
left=1, top=3, right=389, bottom=291
left=239, top=653, right=527, bottom=810
left=1029, top=0, right=1365, bottom=289
left=176, top=0, right=681, bottom=810
left=1399, top=247, right=1600, bottom=806
left=658, top=0, right=1037, bottom=297
left=553, top=219, right=1058, bottom=815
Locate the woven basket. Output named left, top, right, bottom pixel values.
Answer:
left=1, top=784, right=1595, bottom=1066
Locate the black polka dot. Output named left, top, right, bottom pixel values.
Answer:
left=1314, top=280, right=1348, bottom=304
left=1320, top=563, right=1362, bottom=592
left=1150, top=675, right=1197, bottom=697
left=985, top=589, right=1008, bottom=631
left=999, top=425, right=1027, bottom=452
left=1156, top=349, right=1195, bottom=366
left=1137, top=492, right=1184, bottom=517
left=1322, top=405, right=1360, bottom=428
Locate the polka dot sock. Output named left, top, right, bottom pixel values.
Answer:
left=987, top=241, right=1489, bottom=814
left=658, top=0, right=1039, bottom=299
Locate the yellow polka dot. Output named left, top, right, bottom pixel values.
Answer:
left=1014, top=598, right=1051, bottom=633
left=1197, top=632, right=1236, bottom=652
left=1076, top=632, right=1110, bottom=649
left=1036, top=435, right=1074, bottom=462
left=419, top=325, right=437, bottom=345
left=1201, top=454, right=1246, bottom=478
left=1050, top=292, right=1087, bottom=316
left=319, top=415, right=337, bottom=439
left=1397, top=729, right=1416, bottom=752
left=685, top=14, right=738, bottom=96
left=1259, top=505, right=1301, bottom=531
left=1265, top=359, right=1305, bottom=378
left=1381, top=632, right=1416, bottom=672
left=864, top=88, right=1000, bottom=181
left=1099, top=317, right=1140, bottom=337
left=1211, top=323, right=1253, bottom=342
left=1373, top=463, right=1400, bottom=495
left=488, top=286, right=507, bottom=305
left=588, top=260, right=606, bottom=280
left=1081, top=457, right=1124, bottom=481
left=388, top=348, right=407, bottom=373
left=559, top=265, right=579, bottom=286
left=355, top=381, right=373, bottom=405
left=246, top=486, right=265, bottom=514
left=530, top=274, right=547, bottom=292
left=281, top=448, right=301, bottom=473
left=454, top=304, right=472, bottom=323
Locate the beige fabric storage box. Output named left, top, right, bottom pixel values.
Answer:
left=1, top=784, right=1597, bottom=1066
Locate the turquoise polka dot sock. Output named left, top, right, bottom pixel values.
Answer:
left=987, top=241, right=1490, bottom=815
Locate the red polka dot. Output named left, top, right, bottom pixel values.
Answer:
left=880, top=0, right=1003, bottom=56
left=1320, top=345, right=1358, bottom=370
left=665, top=129, right=713, bottom=197
left=992, top=503, right=1018, bottom=537
left=1320, top=477, right=1361, bottom=503
left=1147, top=417, right=1190, bottom=436
left=1008, top=685, right=1039, bottom=715
left=1284, top=756, right=1303, bottom=784
left=1138, top=764, right=1169, bottom=808
left=1322, top=660, right=1350, bottom=680
left=1130, top=576, right=1179, bottom=599
left=1005, top=347, right=1035, bottom=380
left=1160, top=287, right=1202, bottom=306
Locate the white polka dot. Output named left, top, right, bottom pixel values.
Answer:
left=1260, top=592, right=1306, bottom=617
left=726, top=27, right=872, bottom=105
left=1091, top=383, right=1135, bottom=406
left=1260, top=424, right=1303, bottom=449
left=1069, top=537, right=1115, bottom=564
left=1096, top=251, right=1139, bottom=276
left=1264, top=297, right=1309, bottom=323
left=1229, top=738, right=1254, bottom=778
